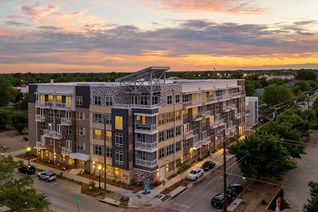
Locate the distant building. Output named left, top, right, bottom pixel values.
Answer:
left=28, top=66, right=247, bottom=184
left=245, top=97, right=259, bottom=129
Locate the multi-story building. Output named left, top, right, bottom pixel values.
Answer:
left=245, top=97, right=259, bottom=130
left=28, top=66, right=246, bottom=185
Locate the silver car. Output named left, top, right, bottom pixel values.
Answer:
left=37, top=170, right=57, bottom=182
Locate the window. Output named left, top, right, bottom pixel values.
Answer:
left=48, top=110, right=54, bottom=117
left=93, top=113, right=102, bottom=123
left=183, top=110, right=188, bottom=119
left=76, top=112, right=85, bottom=120
left=166, top=128, right=174, bottom=139
left=159, top=148, right=165, bottom=159
left=56, top=110, right=62, bottom=118
left=115, top=133, right=123, bottom=147
left=140, top=96, right=148, bottom=105
left=166, top=144, right=174, bottom=155
left=106, top=147, right=112, bottom=157
left=183, top=139, right=189, bottom=148
left=94, top=96, right=101, bottom=105
left=94, top=129, right=102, bottom=140
left=76, top=96, right=83, bottom=106
left=56, top=95, right=62, bottom=103
left=66, top=126, right=72, bottom=134
left=77, top=127, right=85, bottom=136
left=159, top=131, right=165, bottom=142
left=115, top=116, right=123, bottom=130
left=115, top=150, right=123, bottom=165
left=166, top=112, right=174, bottom=123
left=176, top=111, right=181, bottom=120
left=168, top=161, right=175, bottom=172
left=106, top=113, right=112, bottom=124
left=48, top=95, right=53, bottom=103
left=49, top=138, right=54, bottom=145
left=182, top=95, right=189, bottom=102
left=106, top=131, right=112, bottom=142
left=152, top=96, right=158, bottom=105
left=77, top=141, right=86, bottom=150
left=175, top=94, right=180, bottom=103
left=94, top=145, right=102, bottom=155
left=106, top=96, right=112, bottom=106
left=167, top=95, right=172, bottom=104
left=176, top=126, right=181, bottom=136
left=176, top=141, right=181, bottom=151
left=158, top=114, right=165, bottom=125
left=40, top=122, right=45, bottom=130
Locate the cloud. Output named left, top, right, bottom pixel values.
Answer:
left=21, top=3, right=57, bottom=20
left=5, top=21, right=30, bottom=27
left=38, top=26, right=61, bottom=30
left=139, top=0, right=264, bottom=14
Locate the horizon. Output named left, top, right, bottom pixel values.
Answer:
left=1, top=0, right=318, bottom=73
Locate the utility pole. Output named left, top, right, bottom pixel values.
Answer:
left=103, top=114, right=107, bottom=191
left=223, top=135, right=227, bottom=212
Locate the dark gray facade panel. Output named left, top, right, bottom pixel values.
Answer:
left=111, top=108, right=130, bottom=170
left=28, top=85, right=38, bottom=103
left=76, top=86, right=90, bottom=108
left=133, top=108, right=158, bottom=114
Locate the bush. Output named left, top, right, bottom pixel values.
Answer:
left=89, top=180, right=96, bottom=190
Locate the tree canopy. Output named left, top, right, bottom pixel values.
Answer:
left=262, top=84, right=293, bottom=107
left=304, top=181, right=318, bottom=212
left=0, top=156, right=50, bottom=211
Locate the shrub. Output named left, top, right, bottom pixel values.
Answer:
left=89, top=180, right=96, bottom=190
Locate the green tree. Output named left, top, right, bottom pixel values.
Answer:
left=0, top=77, right=18, bottom=107
left=0, top=107, right=10, bottom=131
left=262, top=84, right=293, bottom=107
left=304, top=181, right=318, bottom=212
left=245, top=80, right=256, bottom=96
left=295, top=70, right=317, bottom=81
left=10, top=111, right=28, bottom=134
left=0, top=156, right=50, bottom=211
left=229, top=134, right=296, bottom=180
left=176, top=160, right=188, bottom=181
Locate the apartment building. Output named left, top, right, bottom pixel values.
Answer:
left=28, top=66, right=246, bottom=185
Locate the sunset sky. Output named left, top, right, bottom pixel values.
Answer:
left=1, top=0, right=318, bottom=73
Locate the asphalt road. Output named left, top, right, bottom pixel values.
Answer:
left=161, top=157, right=248, bottom=212
left=17, top=173, right=122, bottom=212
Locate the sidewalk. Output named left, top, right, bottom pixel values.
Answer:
left=1, top=148, right=232, bottom=209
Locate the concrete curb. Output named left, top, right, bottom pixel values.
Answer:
left=170, top=186, right=188, bottom=199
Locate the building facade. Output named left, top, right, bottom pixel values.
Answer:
left=28, top=67, right=246, bottom=184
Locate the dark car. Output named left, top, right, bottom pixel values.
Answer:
left=18, top=165, right=36, bottom=175
left=37, top=170, right=57, bottom=182
left=201, top=161, right=216, bottom=171
left=227, top=183, right=243, bottom=197
left=211, top=193, right=234, bottom=209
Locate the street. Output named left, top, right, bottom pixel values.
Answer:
left=19, top=173, right=122, bottom=212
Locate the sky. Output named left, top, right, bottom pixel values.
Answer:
left=0, top=0, right=318, bottom=73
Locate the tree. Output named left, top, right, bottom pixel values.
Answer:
left=176, top=160, right=188, bottom=181
left=0, top=108, right=10, bottom=131
left=295, top=70, right=317, bottom=81
left=304, top=181, right=318, bottom=212
left=0, top=77, right=18, bottom=107
left=245, top=80, right=256, bottom=96
left=0, top=156, right=50, bottom=211
left=229, top=134, right=296, bottom=180
left=262, top=84, right=293, bottom=107
left=10, top=111, right=28, bottom=134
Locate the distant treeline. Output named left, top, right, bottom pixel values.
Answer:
left=1, top=69, right=318, bottom=86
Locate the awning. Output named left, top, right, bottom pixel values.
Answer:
left=69, top=153, right=90, bottom=161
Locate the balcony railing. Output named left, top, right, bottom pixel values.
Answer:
left=135, top=158, right=157, bottom=168
left=61, top=147, right=72, bottom=155
left=35, top=101, right=52, bottom=108
left=43, top=130, right=62, bottom=139
left=135, top=124, right=158, bottom=134
left=193, top=140, right=202, bottom=149
left=35, top=114, right=45, bottom=122
left=135, top=141, right=157, bottom=152
left=35, top=101, right=71, bottom=110
left=61, top=117, right=72, bottom=126
left=202, top=111, right=212, bottom=118
left=35, top=141, right=46, bottom=149
left=202, top=136, right=211, bottom=145
left=52, top=102, right=72, bottom=110
left=184, top=130, right=194, bottom=139
left=114, top=103, right=160, bottom=109
left=193, top=114, right=203, bottom=121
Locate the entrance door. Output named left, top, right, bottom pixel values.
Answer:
left=159, top=166, right=165, bottom=182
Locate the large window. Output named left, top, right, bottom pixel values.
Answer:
left=56, top=95, right=62, bottom=103
left=115, top=116, right=123, bottom=130
left=140, top=96, right=148, bottom=105
left=158, top=114, right=165, bottom=125
left=94, top=129, right=102, bottom=140
left=93, top=113, right=102, bottom=123
left=159, top=131, right=165, bottom=142
left=48, top=110, right=54, bottom=118
left=115, top=150, right=123, bottom=165
left=183, top=139, right=189, bottom=148
left=166, top=144, right=174, bottom=155
left=76, top=112, right=85, bottom=120
left=167, top=95, right=172, bottom=104
left=166, top=128, right=174, bottom=139
left=159, top=148, right=165, bottom=159
left=115, top=133, right=123, bottom=147
left=76, top=96, right=83, bottom=106
left=66, top=126, right=72, bottom=134
left=77, top=141, right=86, bottom=150
left=56, top=110, right=62, bottom=118
left=106, top=131, right=112, bottom=142
left=106, top=147, right=112, bottom=157
left=175, top=94, right=180, bottom=103
left=176, top=126, right=181, bottom=136
left=183, top=110, right=188, bottom=119
left=176, top=111, right=181, bottom=120
left=182, top=94, right=189, bottom=102
left=166, top=112, right=174, bottom=123
left=94, top=145, right=102, bottom=155
left=176, top=141, right=181, bottom=151
left=94, top=96, right=101, bottom=105
left=77, top=127, right=85, bottom=136
left=106, top=113, right=112, bottom=124
left=168, top=161, right=175, bottom=172
left=106, top=96, right=112, bottom=106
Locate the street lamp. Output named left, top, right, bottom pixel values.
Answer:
left=98, top=165, right=102, bottom=189
left=26, top=147, right=31, bottom=166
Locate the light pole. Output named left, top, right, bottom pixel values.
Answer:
left=26, top=147, right=31, bottom=166
left=98, top=165, right=102, bottom=189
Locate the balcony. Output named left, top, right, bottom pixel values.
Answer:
left=35, top=114, right=45, bottom=122
left=183, top=100, right=202, bottom=109
left=184, top=130, right=194, bottom=139
left=61, top=117, right=72, bottom=126
left=202, top=136, right=211, bottom=145
left=61, top=147, right=72, bottom=155
left=135, top=124, right=158, bottom=134
left=52, top=102, right=72, bottom=110
left=35, top=141, right=46, bottom=149
left=193, top=140, right=202, bottom=149
left=224, top=105, right=235, bottom=112
left=135, top=141, right=158, bottom=152
left=114, top=103, right=160, bottom=109
left=43, top=130, right=62, bottom=139
left=35, top=101, right=52, bottom=108
left=135, top=158, right=157, bottom=168
left=210, top=119, right=225, bottom=129
left=202, top=111, right=212, bottom=118
left=193, top=114, right=203, bottom=121
left=206, top=96, right=222, bottom=103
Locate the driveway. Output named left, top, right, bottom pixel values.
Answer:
left=283, top=130, right=318, bottom=211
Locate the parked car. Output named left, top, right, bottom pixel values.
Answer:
left=187, top=168, right=203, bottom=181
left=18, top=165, right=36, bottom=175
left=211, top=193, right=234, bottom=209
left=37, top=170, right=57, bottom=182
left=201, top=161, right=216, bottom=171
left=227, top=183, right=243, bottom=197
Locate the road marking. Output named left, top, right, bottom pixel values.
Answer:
left=173, top=203, right=191, bottom=208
